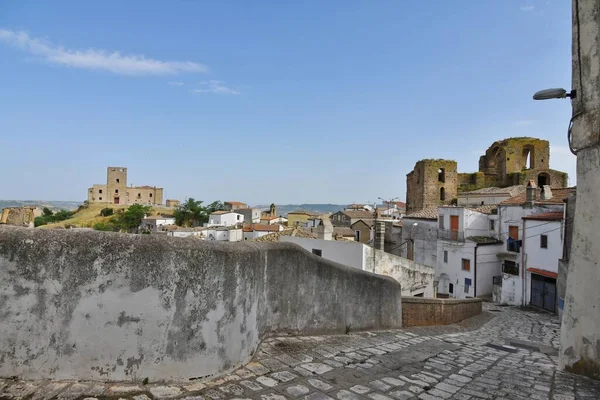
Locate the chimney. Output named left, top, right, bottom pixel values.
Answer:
left=525, top=180, right=537, bottom=207
left=375, top=221, right=385, bottom=251
left=541, top=185, right=553, bottom=201
left=316, top=218, right=333, bottom=241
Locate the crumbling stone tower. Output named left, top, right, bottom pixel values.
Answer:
left=406, top=159, right=458, bottom=213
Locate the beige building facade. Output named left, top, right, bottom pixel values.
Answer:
left=87, top=167, right=164, bottom=206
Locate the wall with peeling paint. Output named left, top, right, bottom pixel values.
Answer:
left=0, top=226, right=402, bottom=382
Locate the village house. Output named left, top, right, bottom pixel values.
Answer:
left=492, top=183, right=572, bottom=312
left=207, top=211, right=244, bottom=227
left=224, top=201, right=248, bottom=211
left=242, top=224, right=284, bottom=241
left=286, top=210, right=315, bottom=227
left=140, top=216, right=176, bottom=232
left=235, top=208, right=262, bottom=224
left=400, top=207, right=439, bottom=268
left=351, top=219, right=374, bottom=244
left=260, top=215, right=288, bottom=225
left=331, top=209, right=373, bottom=227
left=380, top=201, right=406, bottom=219
left=333, top=226, right=355, bottom=241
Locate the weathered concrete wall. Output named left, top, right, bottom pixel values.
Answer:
left=0, top=226, right=402, bottom=382
left=559, top=0, right=600, bottom=381
left=401, top=297, right=482, bottom=327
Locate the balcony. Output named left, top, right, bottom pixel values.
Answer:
left=507, top=240, right=522, bottom=253
left=437, top=229, right=465, bottom=242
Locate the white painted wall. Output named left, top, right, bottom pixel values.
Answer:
left=457, top=194, right=511, bottom=207
left=436, top=240, right=476, bottom=299
left=498, top=204, right=564, bottom=245
left=495, top=273, right=523, bottom=306
left=401, top=218, right=437, bottom=268
left=281, top=237, right=365, bottom=270
left=476, top=243, right=504, bottom=297
left=208, top=212, right=244, bottom=227
left=437, top=207, right=493, bottom=238
left=523, top=220, right=562, bottom=275
left=140, top=217, right=175, bottom=232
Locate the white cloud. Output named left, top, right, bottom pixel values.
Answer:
left=168, top=81, right=184, bottom=86
left=0, top=29, right=207, bottom=76
left=520, top=5, right=534, bottom=11
left=192, top=80, right=240, bottom=95
left=515, top=119, right=535, bottom=126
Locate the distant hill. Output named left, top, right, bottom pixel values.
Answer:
left=253, top=204, right=346, bottom=216
left=0, top=200, right=82, bottom=212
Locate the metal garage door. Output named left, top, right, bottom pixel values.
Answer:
left=531, top=274, right=556, bottom=313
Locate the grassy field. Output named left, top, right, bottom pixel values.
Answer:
left=39, top=203, right=175, bottom=229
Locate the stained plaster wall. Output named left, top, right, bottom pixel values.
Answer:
left=0, top=226, right=402, bottom=382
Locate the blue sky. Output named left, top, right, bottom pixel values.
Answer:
left=0, top=1, right=575, bottom=205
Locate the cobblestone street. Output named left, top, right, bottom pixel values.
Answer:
left=1, top=304, right=599, bottom=400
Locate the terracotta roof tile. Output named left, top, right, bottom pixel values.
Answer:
left=339, top=210, right=374, bottom=219
left=333, top=227, right=355, bottom=236
left=522, top=211, right=564, bottom=221
left=252, top=228, right=317, bottom=242
left=404, top=207, right=439, bottom=220
left=460, top=185, right=526, bottom=197
left=500, top=188, right=574, bottom=206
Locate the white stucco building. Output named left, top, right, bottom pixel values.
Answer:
left=492, top=185, right=570, bottom=312
left=140, top=216, right=176, bottom=232
left=435, top=205, right=503, bottom=299
left=282, top=236, right=435, bottom=297
left=207, top=211, right=244, bottom=227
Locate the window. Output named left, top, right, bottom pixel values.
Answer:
left=449, top=283, right=454, bottom=294
left=444, top=251, right=448, bottom=263
left=355, top=230, right=360, bottom=242
left=438, top=168, right=445, bottom=183
left=464, top=278, right=472, bottom=293
left=99, top=189, right=103, bottom=194
left=440, top=187, right=446, bottom=201
left=438, top=215, right=444, bottom=229
left=312, top=249, right=322, bottom=257
left=540, top=235, right=548, bottom=249
left=413, top=292, right=424, bottom=297
left=99, top=197, right=102, bottom=200
left=149, top=193, right=152, bottom=197
left=489, top=220, right=495, bottom=231
left=462, top=258, right=471, bottom=271
left=503, top=260, right=519, bottom=275
left=115, top=189, right=119, bottom=194
left=138, top=193, right=141, bottom=198
left=237, top=215, right=241, bottom=221
left=116, top=178, right=120, bottom=183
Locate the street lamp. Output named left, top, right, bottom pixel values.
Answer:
left=533, top=88, right=576, bottom=100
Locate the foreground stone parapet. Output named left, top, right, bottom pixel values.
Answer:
left=0, top=226, right=402, bottom=382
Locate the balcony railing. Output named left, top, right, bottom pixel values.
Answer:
left=493, top=275, right=502, bottom=286
left=437, top=229, right=465, bottom=242
left=507, top=240, right=522, bottom=253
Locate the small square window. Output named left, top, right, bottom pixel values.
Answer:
left=541, top=235, right=548, bottom=249
left=99, top=197, right=102, bottom=200
left=116, top=178, right=120, bottom=183
left=462, top=258, right=471, bottom=271
left=99, top=189, right=103, bottom=194
left=444, top=250, right=448, bottom=263
left=115, top=189, right=119, bottom=194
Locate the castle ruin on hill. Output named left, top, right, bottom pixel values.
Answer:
left=406, top=137, right=568, bottom=213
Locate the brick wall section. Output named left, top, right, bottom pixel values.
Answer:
left=402, top=297, right=482, bottom=327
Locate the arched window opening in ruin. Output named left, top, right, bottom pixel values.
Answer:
left=440, top=187, right=446, bottom=201
left=438, top=168, right=445, bottom=183
left=538, top=173, right=550, bottom=187
left=522, top=146, right=534, bottom=170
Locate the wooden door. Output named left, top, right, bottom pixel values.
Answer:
left=450, top=216, right=459, bottom=240
left=509, top=225, right=519, bottom=240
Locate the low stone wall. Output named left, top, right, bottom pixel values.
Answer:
left=0, top=226, right=402, bottom=382
left=402, top=297, right=482, bottom=327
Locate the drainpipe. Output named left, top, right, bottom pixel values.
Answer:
left=521, top=218, right=526, bottom=307
left=474, top=245, right=478, bottom=297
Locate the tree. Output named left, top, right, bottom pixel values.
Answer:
left=34, top=208, right=74, bottom=227
left=100, top=207, right=114, bottom=217
left=206, top=200, right=226, bottom=214
left=42, top=207, right=53, bottom=217
left=111, top=204, right=152, bottom=232
left=93, top=221, right=115, bottom=231
left=174, top=198, right=205, bottom=226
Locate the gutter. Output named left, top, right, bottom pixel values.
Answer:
left=521, top=218, right=526, bottom=307
left=474, top=245, right=478, bottom=297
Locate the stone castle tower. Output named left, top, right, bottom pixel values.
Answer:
left=88, top=166, right=164, bottom=206
left=406, top=137, right=568, bottom=213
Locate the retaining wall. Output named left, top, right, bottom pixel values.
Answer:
left=0, top=226, right=402, bottom=382
left=402, top=297, right=482, bottom=327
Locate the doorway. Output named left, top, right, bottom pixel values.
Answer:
left=531, top=274, right=556, bottom=313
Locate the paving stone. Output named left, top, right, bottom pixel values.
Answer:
left=367, top=393, right=393, bottom=400
left=301, top=363, right=333, bottom=375
left=380, top=377, right=404, bottom=387
left=277, top=354, right=304, bottom=367
left=335, top=389, right=364, bottom=400
left=240, top=380, right=264, bottom=391
left=257, top=376, right=281, bottom=388
left=423, top=388, right=452, bottom=399
left=180, top=396, right=206, bottom=400
left=271, top=371, right=299, bottom=382
left=58, top=383, right=105, bottom=399
left=349, top=385, right=371, bottom=395
left=107, top=385, right=143, bottom=394
left=261, top=393, right=288, bottom=400
left=368, top=380, right=391, bottom=392
left=149, top=386, right=183, bottom=398
left=236, top=369, right=257, bottom=379
left=308, top=379, right=334, bottom=392
left=31, top=382, right=71, bottom=400
left=304, top=392, right=335, bottom=400
left=184, top=382, right=207, bottom=392
left=295, top=366, right=315, bottom=377
left=448, top=374, right=471, bottom=384
left=133, top=395, right=152, bottom=400
left=285, top=384, right=311, bottom=398
left=452, top=394, right=472, bottom=400
left=247, top=362, right=272, bottom=375
left=324, top=359, right=344, bottom=368
left=406, top=386, right=424, bottom=394
left=398, top=376, right=430, bottom=388
left=219, top=384, right=245, bottom=396
left=417, top=394, right=440, bottom=400
left=387, top=390, right=413, bottom=400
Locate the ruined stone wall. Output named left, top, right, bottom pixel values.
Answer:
left=0, top=207, right=41, bottom=227
left=0, top=226, right=402, bottom=382
left=406, top=160, right=457, bottom=212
